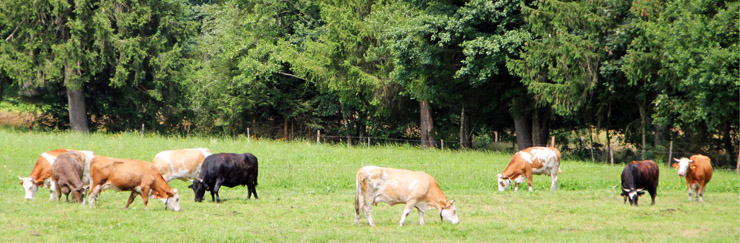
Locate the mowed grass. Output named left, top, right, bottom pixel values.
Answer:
left=0, top=130, right=738, bottom=242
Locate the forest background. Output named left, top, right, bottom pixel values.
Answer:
left=1, top=0, right=738, bottom=167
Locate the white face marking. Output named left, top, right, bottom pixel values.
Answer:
left=440, top=201, right=459, bottom=224
left=497, top=174, right=511, bottom=191
left=19, top=177, right=37, bottom=199
left=41, top=152, right=57, bottom=165
left=160, top=189, right=181, bottom=212
left=408, top=179, right=417, bottom=191
left=675, top=158, right=691, bottom=176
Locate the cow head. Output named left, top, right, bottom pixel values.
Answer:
left=497, top=174, right=511, bottom=192
left=188, top=179, right=207, bottom=202
left=621, top=188, right=645, bottom=206
left=18, top=176, right=38, bottom=200
left=439, top=200, right=459, bottom=224
left=673, top=158, right=693, bottom=177
left=70, top=184, right=89, bottom=203
left=161, top=189, right=181, bottom=212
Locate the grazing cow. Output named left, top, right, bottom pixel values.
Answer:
left=620, top=160, right=659, bottom=206
left=354, top=166, right=459, bottom=226
left=51, top=152, right=88, bottom=203
left=188, top=153, right=259, bottom=203
left=87, top=156, right=180, bottom=211
left=673, top=155, right=713, bottom=202
left=18, top=149, right=95, bottom=200
left=497, top=146, right=561, bottom=192
left=152, top=148, right=212, bottom=181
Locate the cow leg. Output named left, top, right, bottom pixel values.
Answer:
left=49, top=180, right=57, bottom=201
left=140, top=187, right=150, bottom=209
left=362, top=198, right=375, bottom=226
left=250, top=185, right=259, bottom=199
left=687, top=185, right=693, bottom=202
left=416, top=206, right=425, bottom=225
left=526, top=170, right=534, bottom=192
left=697, top=183, right=705, bottom=203
left=55, top=182, right=62, bottom=202
left=398, top=201, right=416, bottom=226
left=213, top=180, right=223, bottom=203
left=550, top=173, right=558, bottom=191
left=648, top=188, right=657, bottom=205
left=124, top=192, right=138, bottom=209
left=513, top=183, right=519, bottom=192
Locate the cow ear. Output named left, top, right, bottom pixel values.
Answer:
left=688, top=160, right=694, bottom=163
left=450, top=200, right=455, bottom=206
left=188, top=184, right=193, bottom=189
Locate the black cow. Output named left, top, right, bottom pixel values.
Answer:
left=188, top=153, right=258, bottom=203
left=620, top=160, right=659, bottom=206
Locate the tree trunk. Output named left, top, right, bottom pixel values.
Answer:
left=283, top=117, right=288, bottom=140
left=512, top=97, right=533, bottom=150
left=340, top=104, right=352, bottom=145
left=419, top=100, right=435, bottom=148
left=66, top=84, right=89, bottom=133
left=459, top=107, right=471, bottom=149
left=638, top=104, right=646, bottom=160
left=513, top=114, right=532, bottom=151
left=531, top=108, right=549, bottom=146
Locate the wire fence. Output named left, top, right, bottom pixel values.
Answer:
left=310, top=133, right=740, bottom=169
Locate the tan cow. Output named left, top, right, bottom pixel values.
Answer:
left=87, top=156, right=180, bottom=211
left=354, top=166, right=459, bottom=226
left=18, top=149, right=94, bottom=200
left=497, top=146, right=561, bottom=192
left=672, top=155, right=713, bottom=202
left=152, top=148, right=211, bottom=181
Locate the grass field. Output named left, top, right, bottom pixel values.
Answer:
left=1, top=129, right=738, bottom=242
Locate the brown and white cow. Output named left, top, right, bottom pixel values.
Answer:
left=18, top=149, right=95, bottom=200
left=672, top=155, right=713, bottom=202
left=87, top=156, right=180, bottom=211
left=152, top=148, right=211, bottom=182
left=51, top=152, right=88, bottom=203
left=354, top=166, right=459, bottom=226
left=497, top=146, right=561, bottom=192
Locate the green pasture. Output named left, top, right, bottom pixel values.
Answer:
left=0, top=130, right=738, bottom=242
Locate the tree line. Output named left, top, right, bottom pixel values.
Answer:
left=0, top=0, right=738, bottom=166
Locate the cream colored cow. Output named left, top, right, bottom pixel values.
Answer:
left=354, top=166, right=459, bottom=226
left=152, top=148, right=211, bottom=182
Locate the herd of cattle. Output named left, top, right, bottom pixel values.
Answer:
left=17, top=148, right=259, bottom=212
left=17, top=146, right=713, bottom=226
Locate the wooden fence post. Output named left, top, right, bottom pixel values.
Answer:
left=317, top=130, right=321, bottom=144
left=609, top=143, right=614, bottom=166
left=668, top=141, right=673, bottom=167
left=141, top=124, right=145, bottom=138
left=441, top=139, right=444, bottom=150
left=494, top=131, right=499, bottom=151
left=736, top=144, right=739, bottom=173
left=550, top=136, right=555, bottom=148
left=367, top=137, right=370, bottom=148
left=247, top=128, right=251, bottom=142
